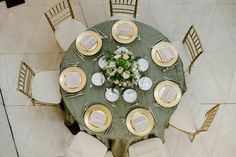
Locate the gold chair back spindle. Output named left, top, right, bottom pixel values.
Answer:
left=110, top=0, right=138, bottom=18
left=191, top=104, right=220, bottom=142
left=44, top=0, right=75, bottom=32
left=169, top=104, right=220, bottom=142
left=17, top=61, right=35, bottom=99
left=182, top=25, right=204, bottom=74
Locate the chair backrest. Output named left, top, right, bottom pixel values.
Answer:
left=198, top=104, right=220, bottom=133
left=182, top=25, right=204, bottom=74
left=44, top=0, right=74, bottom=32
left=17, top=61, right=35, bottom=98
left=109, top=0, right=138, bottom=18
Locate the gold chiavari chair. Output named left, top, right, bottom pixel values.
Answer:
left=109, top=0, right=138, bottom=19
left=169, top=104, right=220, bottom=142
left=44, top=0, right=75, bottom=32
left=17, top=61, right=35, bottom=99
left=44, top=0, right=86, bottom=51
left=182, top=25, right=204, bottom=74
left=56, top=132, right=112, bottom=157
left=17, top=61, right=61, bottom=106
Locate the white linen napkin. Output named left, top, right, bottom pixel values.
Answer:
left=89, top=110, right=107, bottom=128
left=65, top=72, right=80, bottom=88
left=80, top=35, right=97, bottom=50
left=156, top=47, right=175, bottom=62
left=132, top=114, right=149, bottom=133
left=117, top=23, right=133, bottom=36
left=161, top=85, right=177, bottom=102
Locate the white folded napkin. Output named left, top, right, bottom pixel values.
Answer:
left=65, top=72, right=80, bottom=88
left=89, top=111, right=107, bottom=128
left=117, top=23, right=133, bottom=36
left=161, top=85, right=177, bottom=102
left=156, top=47, right=175, bottom=62
left=80, top=35, right=97, bottom=50
left=132, top=114, right=149, bottom=133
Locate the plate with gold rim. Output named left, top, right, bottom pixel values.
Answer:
left=76, top=31, right=102, bottom=56
left=84, top=104, right=112, bottom=132
left=126, top=108, right=154, bottom=136
left=151, top=42, right=178, bottom=67
left=59, top=67, right=87, bottom=93
left=154, top=80, right=182, bottom=108
left=112, top=19, right=138, bottom=44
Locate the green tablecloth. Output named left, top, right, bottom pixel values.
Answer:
left=60, top=20, right=187, bottom=157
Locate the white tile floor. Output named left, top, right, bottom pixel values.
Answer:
left=0, top=0, right=236, bottom=157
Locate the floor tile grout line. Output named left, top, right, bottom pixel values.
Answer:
left=209, top=106, right=225, bottom=157
left=216, top=3, right=236, bottom=47
left=25, top=14, right=43, bottom=53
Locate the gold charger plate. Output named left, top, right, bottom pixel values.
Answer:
left=112, top=19, right=138, bottom=44
left=59, top=67, right=87, bottom=93
left=126, top=108, right=154, bottom=136
left=151, top=42, right=178, bottom=67
left=154, top=80, right=182, bottom=108
left=76, top=31, right=102, bottom=56
left=84, top=104, right=112, bottom=132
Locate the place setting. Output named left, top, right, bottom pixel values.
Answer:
left=75, top=31, right=103, bottom=56
left=126, top=108, right=155, bottom=136
left=154, top=80, right=182, bottom=108
left=84, top=104, right=112, bottom=132
left=112, top=19, right=138, bottom=44
left=59, top=67, right=87, bottom=94
left=151, top=42, right=179, bottom=68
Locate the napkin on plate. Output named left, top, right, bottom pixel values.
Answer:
left=156, top=47, right=175, bottom=62
left=132, top=114, right=149, bottom=133
left=89, top=110, right=107, bottom=128
left=117, top=23, right=133, bottom=36
left=80, top=35, right=97, bottom=50
left=161, top=85, right=177, bottom=102
left=65, top=72, right=80, bottom=88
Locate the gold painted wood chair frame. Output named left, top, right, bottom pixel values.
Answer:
left=44, top=0, right=75, bottom=32
left=182, top=25, right=204, bottom=74
left=17, top=61, right=59, bottom=106
left=168, top=104, right=220, bottom=142
left=109, top=0, right=138, bottom=18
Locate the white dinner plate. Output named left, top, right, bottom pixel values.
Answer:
left=91, top=72, right=105, bottom=86
left=105, top=88, right=119, bottom=102
left=137, top=58, right=149, bottom=72
left=98, top=57, right=107, bottom=69
left=123, top=89, right=137, bottom=103
left=138, top=77, right=153, bottom=91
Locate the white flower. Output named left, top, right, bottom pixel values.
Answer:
left=114, top=54, right=121, bottom=59
left=122, top=82, right=128, bottom=87
left=135, top=73, right=141, bottom=80
left=117, top=67, right=123, bottom=74
left=114, top=80, right=119, bottom=84
left=122, top=71, right=130, bottom=79
left=123, top=53, right=130, bottom=60
left=106, top=61, right=116, bottom=69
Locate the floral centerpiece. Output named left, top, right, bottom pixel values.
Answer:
left=101, top=47, right=141, bottom=88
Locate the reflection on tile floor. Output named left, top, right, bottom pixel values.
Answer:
left=0, top=0, right=236, bottom=156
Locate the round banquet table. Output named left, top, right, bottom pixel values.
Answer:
left=60, top=20, right=187, bottom=157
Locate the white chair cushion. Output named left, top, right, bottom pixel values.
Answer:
left=129, top=138, right=167, bottom=157
left=109, top=14, right=135, bottom=20
left=66, top=132, right=108, bottom=157
left=169, top=99, right=196, bottom=133
left=31, top=71, right=61, bottom=104
left=172, top=42, right=191, bottom=71
left=55, top=19, right=87, bottom=51
left=104, top=151, right=114, bottom=157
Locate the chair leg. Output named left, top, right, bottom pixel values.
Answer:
left=166, top=123, right=170, bottom=129
left=190, top=133, right=197, bottom=142
left=169, top=124, right=195, bottom=141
